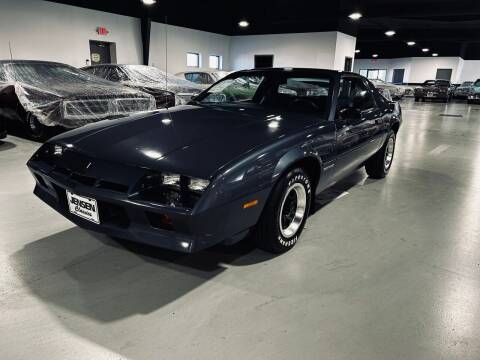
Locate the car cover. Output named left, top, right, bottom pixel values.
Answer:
left=0, top=61, right=156, bottom=128
left=83, top=65, right=204, bottom=104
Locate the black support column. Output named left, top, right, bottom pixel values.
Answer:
left=141, top=17, right=151, bottom=65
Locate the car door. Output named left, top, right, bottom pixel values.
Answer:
left=332, top=76, right=383, bottom=181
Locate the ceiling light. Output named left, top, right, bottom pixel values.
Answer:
left=407, top=41, right=416, bottom=46
left=372, top=54, right=378, bottom=58
left=422, top=48, right=430, bottom=52
left=385, top=30, right=396, bottom=36
left=238, top=20, right=249, bottom=28
left=432, top=53, right=438, bottom=57
left=355, top=49, right=360, bottom=53
left=348, top=12, right=363, bottom=20
left=141, top=0, right=156, bottom=5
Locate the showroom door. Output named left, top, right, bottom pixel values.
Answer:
left=392, top=69, right=405, bottom=84
left=436, top=68, right=452, bottom=81
left=89, top=41, right=116, bottom=65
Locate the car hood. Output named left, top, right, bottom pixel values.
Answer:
left=53, top=104, right=322, bottom=179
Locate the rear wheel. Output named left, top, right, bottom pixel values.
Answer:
left=365, top=130, right=396, bottom=179
left=252, top=168, right=312, bottom=253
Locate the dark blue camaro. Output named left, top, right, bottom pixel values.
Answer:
left=27, top=68, right=401, bottom=253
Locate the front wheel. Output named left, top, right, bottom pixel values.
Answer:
left=252, top=168, right=312, bottom=253
left=25, top=112, right=49, bottom=141
left=365, top=130, right=396, bottom=179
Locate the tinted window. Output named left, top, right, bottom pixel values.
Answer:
left=338, top=77, right=376, bottom=111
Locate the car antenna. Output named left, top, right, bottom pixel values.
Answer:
left=8, top=41, right=13, bottom=60
left=165, top=15, right=168, bottom=94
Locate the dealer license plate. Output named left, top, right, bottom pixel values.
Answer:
left=66, top=190, right=100, bottom=224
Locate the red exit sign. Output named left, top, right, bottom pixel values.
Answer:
left=96, top=27, right=109, bottom=35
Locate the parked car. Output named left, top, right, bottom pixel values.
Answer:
left=82, top=64, right=204, bottom=105
left=397, top=84, right=415, bottom=97
left=453, top=81, right=473, bottom=99
left=27, top=68, right=401, bottom=254
left=0, top=60, right=156, bottom=140
left=175, top=70, right=231, bottom=88
left=467, top=79, right=480, bottom=104
left=370, top=79, right=405, bottom=100
left=414, top=80, right=452, bottom=102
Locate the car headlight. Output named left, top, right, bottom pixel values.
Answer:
left=136, top=172, right=210, bottom=209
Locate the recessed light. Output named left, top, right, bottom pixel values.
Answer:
left=422, top=48, right=430, bottom=52
left=355, top=49, right=360, bottom=53
left=407, top=41, right=416, bottom=46
left=385, top=30, right=396, bottom=36
left=141, top=0, right=156, bottom=5
left=348, top=12, right=363, bottom=20
left=372, top=54, right=378, bottom=58
left=238, top=20, right=249, bottom=27
left=432, top=53, right=438, bottom=57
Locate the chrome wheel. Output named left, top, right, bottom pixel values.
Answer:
left=279, top=183, right=307, bottom=238
left=384, top=135, right=395, bottom=171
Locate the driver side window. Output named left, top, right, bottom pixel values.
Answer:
left=338, top=77, right=376, bottom=112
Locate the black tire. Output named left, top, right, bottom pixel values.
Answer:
left=25, top=112, right=49, bottom=141
left=252, top=167, right=312, bottom=253
left=365, top=130, right=396, bottom=179
left=414, top=97, right=419, bottom=102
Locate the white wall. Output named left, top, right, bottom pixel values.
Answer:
left=0, top=0, right=143, bottom=67
left=333, top=32, right=357, bottom=71
left=457, top=60, right=480, bottom=83
left=230, top=32, right=340, bottom=70
left=353, top=56, right=480, bottom=84
left=149, top=22, right=231, bottom=75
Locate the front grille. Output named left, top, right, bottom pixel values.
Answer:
left=63, top=99, right=111, bottom=119
left=116, top=98, right=152, bottom=113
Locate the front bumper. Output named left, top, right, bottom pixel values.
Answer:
left=27, top=159, right=268, bottom=253
left=468, top=94, right=480, bottom=102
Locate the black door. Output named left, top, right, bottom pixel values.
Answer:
left=333, top=76, right=382, bottom=181
left=254, top=55, right=274, bottom=68
left=344, top=57, right=353, bottom=72
left=89, top=41, right=112, bottom=65
left=392, top=69, right=405, bottom=84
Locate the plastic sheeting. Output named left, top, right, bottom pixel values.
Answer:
left=82, top=65, right=204, bottom=104
left=0, top=61, right=156, bottom=128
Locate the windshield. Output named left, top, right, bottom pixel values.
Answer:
left=195, top=71, right=333, bottom=116
left=2, top=63, right=103, bottom=86
left=474, top=80, right=480, bottom=86
left=211, top=71, right=230, bottom=81
left=424, top=80, right=449, bottom=87
left=462, top=82, right=473, bottom=86
left=121, top=65, right=196, bottom=88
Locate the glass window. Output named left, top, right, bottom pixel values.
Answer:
left=187, top=52, right=200, bottom=67
left=200, top=75, right=265, bottom=103
left=359, top=69, right=368, bottom=77
left=359, top=69, right=387, bottom=81
left=209, top=55, right=222, bottom=70
left=338, top=77, right=377, bottom=112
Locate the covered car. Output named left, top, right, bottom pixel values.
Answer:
left=370, top=79, right=405, bottom=100
left=0, top=60, right=156, bottom=140
left=175, top=70, right=231, bottom=88
left=414, top=80, right=452, bottom=102
left=82, top=64, right=204, bottom=106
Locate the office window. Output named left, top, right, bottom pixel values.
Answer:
left=359, top=69, right=387, bottom=81
left=187, top=52, right=200, bottom=67
left=209, top=55, right=222, bottom=69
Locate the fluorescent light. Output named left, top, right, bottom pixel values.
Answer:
left=348, top=12, right=363, bottom=20
left=355, top=49, right=360, bottom=53
left=141, top=0, right=156, bottom=4
left=238, top=20, right=249, bottom=27
left=422, top=48, right=430, bottom=52
left=407, top=41, right=416, bottom=46
left=432, top=53, right=439, bottom=57
left=372, top=54, right=378, bottom=58
left=385, top=30, right=396, bottom=36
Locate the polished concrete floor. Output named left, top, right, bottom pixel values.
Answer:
left=1, top=99, right=480, bottom=359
